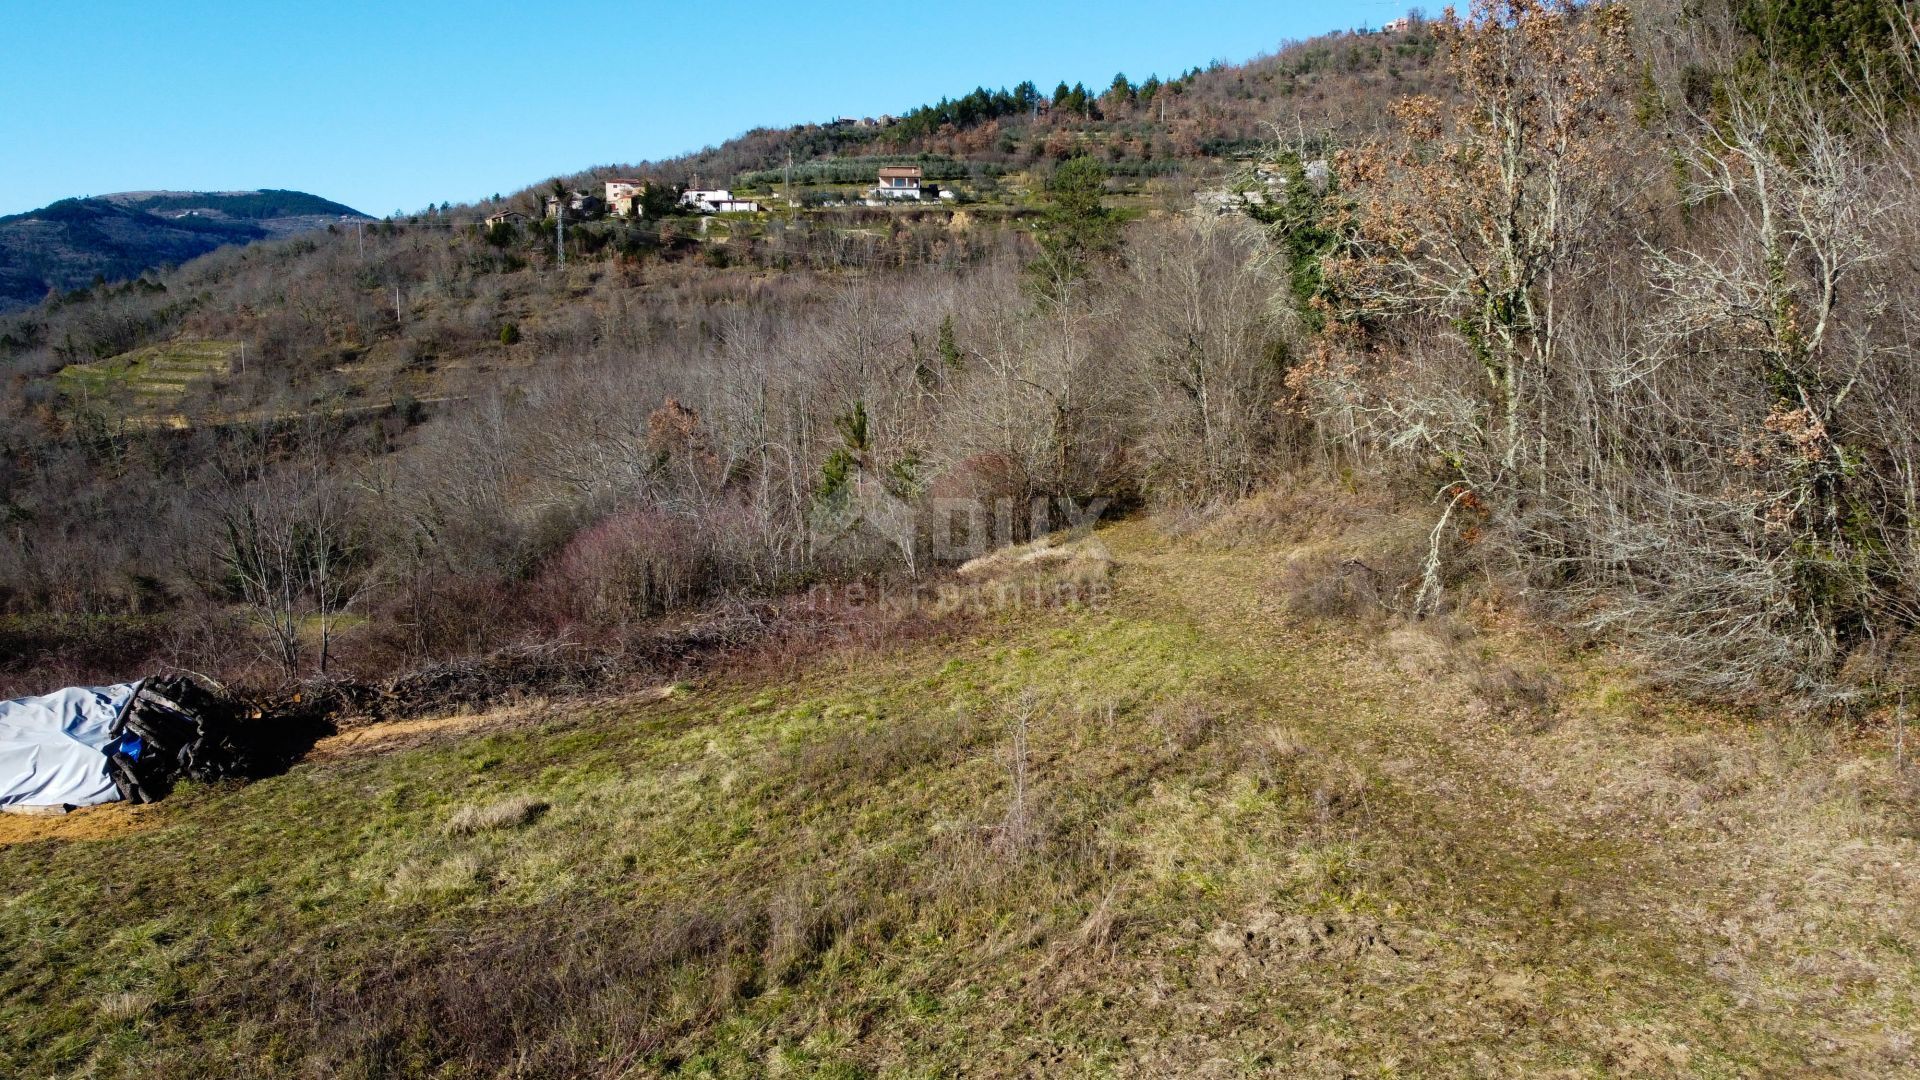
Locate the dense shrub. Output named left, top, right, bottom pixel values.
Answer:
left=535, top=508, right=711, bottom=627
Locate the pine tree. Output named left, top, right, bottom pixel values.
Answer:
left=937, top=314, right=963, bottom=368
left=1027, top=156, right=1118, bottom=296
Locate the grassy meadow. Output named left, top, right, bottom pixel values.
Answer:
left=2, top=516, right=1917, bottom=1077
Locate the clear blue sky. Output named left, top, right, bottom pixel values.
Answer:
left=0, top=0, right=1396, bottom=218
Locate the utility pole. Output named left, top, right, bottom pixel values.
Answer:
left=556, top=199, right=566, bottom=267
left=356, top=220, right=364, bottom=259
left=785, top=150, right=793, bottom=205
left=393, top=284, right=402, bottom=328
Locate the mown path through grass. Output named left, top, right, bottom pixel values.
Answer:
left=1094, top=524, right=1831, bottom=1075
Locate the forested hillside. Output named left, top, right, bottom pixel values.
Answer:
left=0, top=21, right=1444, bottom=696
left=0, top=190, right=367, bottom=313
left=4, top=0, right=1919, bottom=721
left=481, top=23, right=1448, bottom=214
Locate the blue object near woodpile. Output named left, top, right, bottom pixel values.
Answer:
left=0, top=676, right=246, bottom=812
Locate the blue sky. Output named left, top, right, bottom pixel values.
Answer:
left=0, top=0, right=1396, bottom=218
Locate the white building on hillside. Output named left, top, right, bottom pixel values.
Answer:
left=875, top=165, right=923, bottom=200
left=544, top=191, right=604, bottom=219
left=680, top=187, right=732, bottom=210
left=679, top=188, right=761, bottom=214
left=604, top=177, right=650, bottom=215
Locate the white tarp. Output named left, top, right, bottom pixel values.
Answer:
left=0, top=683, right=138, bottom=809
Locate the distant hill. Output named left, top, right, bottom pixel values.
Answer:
left=0, top=189, right=368, bottom=313
left=478, top=27, right=1445, bottom=217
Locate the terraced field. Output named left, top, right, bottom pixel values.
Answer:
left=56, top=340, right=239, bottom=425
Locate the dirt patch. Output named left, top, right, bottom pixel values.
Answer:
left=309, top=711, right=524, bottom=760
left=955, top=532, right=1113, bottom=581
left=1205, top=910, right=1409, bottom=977
left=0, top=803, right=160, bottom=846
left=307, top=686, right=674, bottom=761
left=311, top=713, right=497, bottom=759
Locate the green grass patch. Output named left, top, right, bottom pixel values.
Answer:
left=54, top=340, right=237, bottom=415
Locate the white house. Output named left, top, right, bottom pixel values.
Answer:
left=1383, top=16, right=1411, bottom=32
left=679, top=188, right=732, bottom=211
left=875, top=165, right=923, bottom=200
left=678, top=188, right=761, bottom=214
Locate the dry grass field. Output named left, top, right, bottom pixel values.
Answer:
left=3, top=512, right=1916, bottom=1077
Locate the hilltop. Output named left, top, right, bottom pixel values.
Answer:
left=0, top=189, right=368, bottom=313
left=488, top=26, right=1444, bottom=215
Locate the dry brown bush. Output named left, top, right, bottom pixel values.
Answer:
left=1466, top=661, right=1562, bottom=727
left=1280, top=0, right=1920, bottom=714
left=444, top=796, right=550, bottom=836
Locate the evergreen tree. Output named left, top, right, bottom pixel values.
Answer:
left=1027, top=156, right=1118, bottom=296
left=1246, top=156, right=1344, bottom=330
left=937, top=314, right=963, bottom=368
left=816, top=401, right=871, bottom=505
left=639, top=183, right=678, bottom=219
left=1738, top=0, right=1901, bottom=88
left=1067, top=82, right=1091, bottom=116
